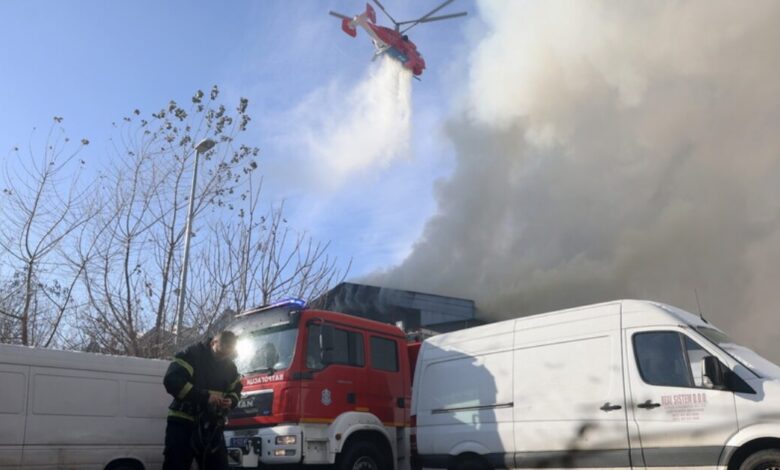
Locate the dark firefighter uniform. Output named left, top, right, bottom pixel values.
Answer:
left=163, top=339, right=242, bottom=470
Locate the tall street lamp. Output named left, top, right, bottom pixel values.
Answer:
left=174, top=138, right=216, bottom=346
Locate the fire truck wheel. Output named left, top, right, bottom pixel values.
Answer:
left=739, top=449, right=780, bottom=470
left=338, top=441, right=387, bottom=470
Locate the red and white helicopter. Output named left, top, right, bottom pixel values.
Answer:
left=329, top=0, right=467, bottom=78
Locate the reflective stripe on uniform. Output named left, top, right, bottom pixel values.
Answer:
left=168, top=410, right=195, bottom=422
left=177, top=382, right=193, bottom=399
left=174, top=358, right=194, bottom=376
left=229, top=376, right=241, bottom=390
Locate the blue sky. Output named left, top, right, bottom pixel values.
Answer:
left=0, top=0, right=478, bottom=278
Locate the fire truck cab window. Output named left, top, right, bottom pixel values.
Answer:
left=307, top=324, right=364, bottom=369
left=370, top=336, right=398, bottom=372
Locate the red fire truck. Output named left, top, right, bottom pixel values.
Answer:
left=224, top=299, right=420, bottom=470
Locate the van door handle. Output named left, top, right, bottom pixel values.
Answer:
left=600, top=402, right=622, bottom=412
left=637, top=400, right=661, bottom=409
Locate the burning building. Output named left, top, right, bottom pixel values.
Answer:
left=312, top=282, right=485, bottom=336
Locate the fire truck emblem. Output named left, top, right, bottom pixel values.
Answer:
left=321, top=388, right=332, bottom=406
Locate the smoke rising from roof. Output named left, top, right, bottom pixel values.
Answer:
left=373, top=1, right=780, bottom=359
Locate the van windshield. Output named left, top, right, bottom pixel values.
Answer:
left=234, top=325, right=298, bottom=375
left=696, top=326, right=780, bottom=380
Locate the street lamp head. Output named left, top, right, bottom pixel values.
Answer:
left=195, top=138, right=216, bottom=154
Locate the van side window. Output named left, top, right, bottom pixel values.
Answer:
left=370, top=336, right=398, bottom=372
left=633, top=331, right=711, bottom=388
left=307, top=324, right=364, bottom=369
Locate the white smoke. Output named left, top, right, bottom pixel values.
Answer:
left=374, top=0, right=780, bottom=359
left=286, top=56, right=413, bottom=188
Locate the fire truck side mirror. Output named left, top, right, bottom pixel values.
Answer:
left=320, top=324, right=335, bottom=365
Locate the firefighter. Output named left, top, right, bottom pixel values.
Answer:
left=162, top=330, right=243, bottom=470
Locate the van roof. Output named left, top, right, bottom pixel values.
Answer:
left=424, top=299, right=712, bottom=348
left=621, top=299, right=710, bottom=328
left=0, top=343, right=169, bottom=376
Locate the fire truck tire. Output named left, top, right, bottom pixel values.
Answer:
left=338, top=440, right=388, bottom=470
left=739, top=449, right=780, bottom=470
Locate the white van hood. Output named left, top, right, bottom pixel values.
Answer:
left=723, top=343, right=780, bottom=381
left=737, top=378, right=780, bottom=423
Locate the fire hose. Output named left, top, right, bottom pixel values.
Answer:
left=191, top=404, right=227, bottom=470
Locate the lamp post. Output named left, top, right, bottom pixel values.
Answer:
left=174, top=138, right=216, bottom=346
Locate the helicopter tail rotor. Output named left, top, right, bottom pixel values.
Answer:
left=372, top=0, right=399, bottom=28
left=365, top=3, right=377, bottom=23
left=341, top=18, right=357, bottom=37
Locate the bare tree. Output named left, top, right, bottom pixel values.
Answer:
left=0, top=119, right=97, bottom=346
left=0, top=88, right=348, bottom=357
left=248, top=202, right=348, bottom=305
left=78, top=87, right=259, bottom=356
left=186, top=176, right=351, bottom=338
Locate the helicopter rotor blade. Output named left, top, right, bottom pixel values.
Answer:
left=396, top=12, right=467, bottom=25
left=372, top=0, right=399, bottom=25
left=398, top=0, right=459, bottom=34
left=329, top=11, right=351, bottom=20
left=414, top=0, right=455, bottom=24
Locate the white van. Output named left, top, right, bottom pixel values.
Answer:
left=412, top=299, right=780, bottom=470
left=0, top=343, right=170, bottom=469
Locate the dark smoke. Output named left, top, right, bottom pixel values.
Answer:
left=371, top=1, right=780, bottom=359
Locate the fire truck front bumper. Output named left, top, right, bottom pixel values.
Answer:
left=226, top=425, right=302, bottom=467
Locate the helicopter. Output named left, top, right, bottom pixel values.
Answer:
left=329, top=0, right=467, bottom=78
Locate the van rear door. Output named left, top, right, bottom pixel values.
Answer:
left=414, top=326, right=516, bottom=468
left=626, top=328, right=738, bottom=468
left=0, top=365, right=27, bottom=468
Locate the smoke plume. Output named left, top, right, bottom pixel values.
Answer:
left=375, top=1, right=780, bottom=358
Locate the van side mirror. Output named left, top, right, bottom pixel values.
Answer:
left=701, top=356, right=757, bottom=394
left=320, top=324, right=335, bottom=365
left=702, top=356, right=727, bottom=390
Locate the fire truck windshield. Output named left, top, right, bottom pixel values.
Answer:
left=234, top=324, right=298, bottom=375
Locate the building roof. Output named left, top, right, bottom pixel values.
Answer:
left=313, top=282, right=479, bottom=332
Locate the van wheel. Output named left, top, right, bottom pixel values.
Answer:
left=105, top=460, right=143, bottom=470
left=451, top=455, right=489, bottom=470
left=338, top=441, right=386, bottom=470
left=740, top=449, right=780, bottom=470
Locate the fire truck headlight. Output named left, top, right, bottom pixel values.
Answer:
left=275, top=435, right=297, bottom=445
left=235, top=339, right=252, bottom=363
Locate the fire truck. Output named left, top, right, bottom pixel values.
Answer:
left=223, top=299, right=420, bottom=470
